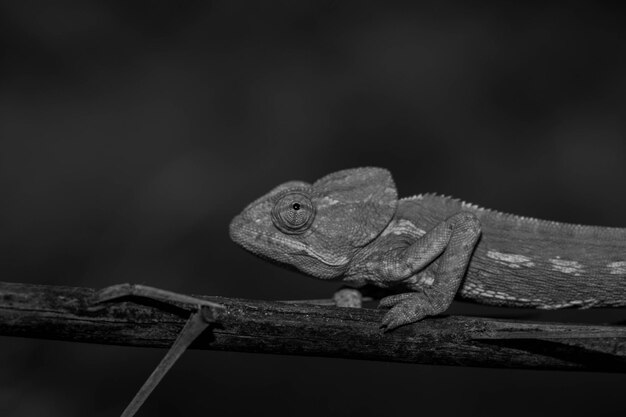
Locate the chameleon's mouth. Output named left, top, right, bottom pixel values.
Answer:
left=229, top=215, right=259, bottom=252
left=229, top=214, right=314, bottom=275
left=229, top=214, right=290, bottom=259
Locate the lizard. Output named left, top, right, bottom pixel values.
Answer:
left=92, top=166, right=626, bottom=415
left=229, top=166, right=626, bottom=330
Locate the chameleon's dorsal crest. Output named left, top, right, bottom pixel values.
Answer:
left=311, top=167, right=398, bottom=247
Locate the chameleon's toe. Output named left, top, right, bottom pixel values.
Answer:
left=378, top=293, right=414, bottom=308
left=380, top=309, right=408, bottom=330
left=379, top=293, right=431, bottom=331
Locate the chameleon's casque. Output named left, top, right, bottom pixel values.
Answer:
left=230, top=167, right=626, bottom=329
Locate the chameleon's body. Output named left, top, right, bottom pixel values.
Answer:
left=230, top=167, right=626, bottom=329
left=383, top=193, right=626, bottom=309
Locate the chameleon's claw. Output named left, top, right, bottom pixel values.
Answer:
left=380, top=315, right=406, bottom=332
left=379, top=293, right=432, bottom=331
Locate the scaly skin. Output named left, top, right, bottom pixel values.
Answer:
left=229, top=167, right=626, bottom=330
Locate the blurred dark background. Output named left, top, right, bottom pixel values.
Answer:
left=1, top=1, right=626, bottom=416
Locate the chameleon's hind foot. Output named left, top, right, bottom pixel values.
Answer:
left=333, top=287, right=363, bottom=308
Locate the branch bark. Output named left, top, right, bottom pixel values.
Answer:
left=1, top=280, right=625, bottom=372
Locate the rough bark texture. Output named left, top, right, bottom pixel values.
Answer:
left=0, top=281, right=625, bottom=372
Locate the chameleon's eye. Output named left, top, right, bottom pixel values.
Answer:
left=272, top=191, right=316, bottom=234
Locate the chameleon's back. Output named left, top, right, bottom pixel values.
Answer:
left=398, top=194, right=626, bottom=309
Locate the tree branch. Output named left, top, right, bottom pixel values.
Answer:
left=1, top=280, right=625, bottom=372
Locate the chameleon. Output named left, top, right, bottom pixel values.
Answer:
left=229, top=166, right=626, bottom=330
left=92, top=166, right=626, bottom=415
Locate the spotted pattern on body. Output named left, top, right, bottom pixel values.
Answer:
left=539, top=299, right=600, bottom=309
left=549, top=258, right=585, bottom=276
left=460, top=282, right=601, bottom=309
left=607, top=261, right=626, bottom=275
left=486, top=250, right=536, bottom=269
left=460, top=281, right=536, bottom=304
left=381, top=219, right=426, bottom=238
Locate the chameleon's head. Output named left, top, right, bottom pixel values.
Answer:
left=229, top=167, right=398, bottom=279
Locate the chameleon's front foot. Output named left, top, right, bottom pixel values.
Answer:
left=377, top=212, right=481, bottom=331
left=378, top=291, right=447, bottom=331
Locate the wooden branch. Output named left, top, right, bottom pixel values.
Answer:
left=1, top=281, right=626, bottom=372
